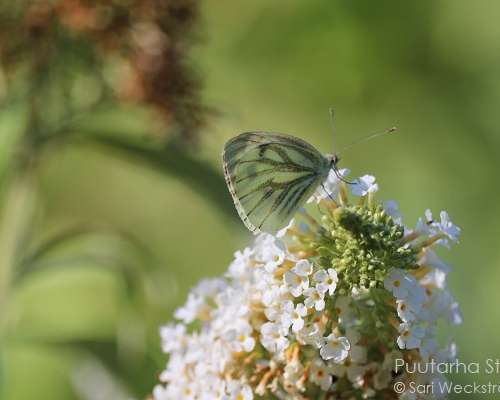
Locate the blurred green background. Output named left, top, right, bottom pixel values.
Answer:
left=0, top=1, right=499, bottom=399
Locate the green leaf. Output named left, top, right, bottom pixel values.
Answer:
left=35, top=338, right=159, bottom=399
left=76, top=132, right=238, bottom=222
left=13, top=228, right=151, bottom=299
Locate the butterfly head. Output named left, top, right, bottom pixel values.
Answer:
left=327, top=153, right=355, bottom=185
left=330, top=153, right=340, bottom=167
left=325, top=153, right=340, bottom=169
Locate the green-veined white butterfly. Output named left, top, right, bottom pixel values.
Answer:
left=222, top=132, right=347, bottom=235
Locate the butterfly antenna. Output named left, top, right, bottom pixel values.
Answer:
left=328, top=107, right=336, bottom=153
left=338, top=126, right=398, bottom=156
left=327, top=109, right=394, bottom=185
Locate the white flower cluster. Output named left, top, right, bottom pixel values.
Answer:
left=152, top=172, right=462, bottom=400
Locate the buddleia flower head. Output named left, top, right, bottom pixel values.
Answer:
left=152, top=172, right=462, bottom=399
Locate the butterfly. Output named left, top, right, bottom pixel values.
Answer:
left=222, top=132, right=347, bottom=235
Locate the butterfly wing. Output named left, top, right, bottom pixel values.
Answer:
left=223, top=132, right=330, bottom=234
